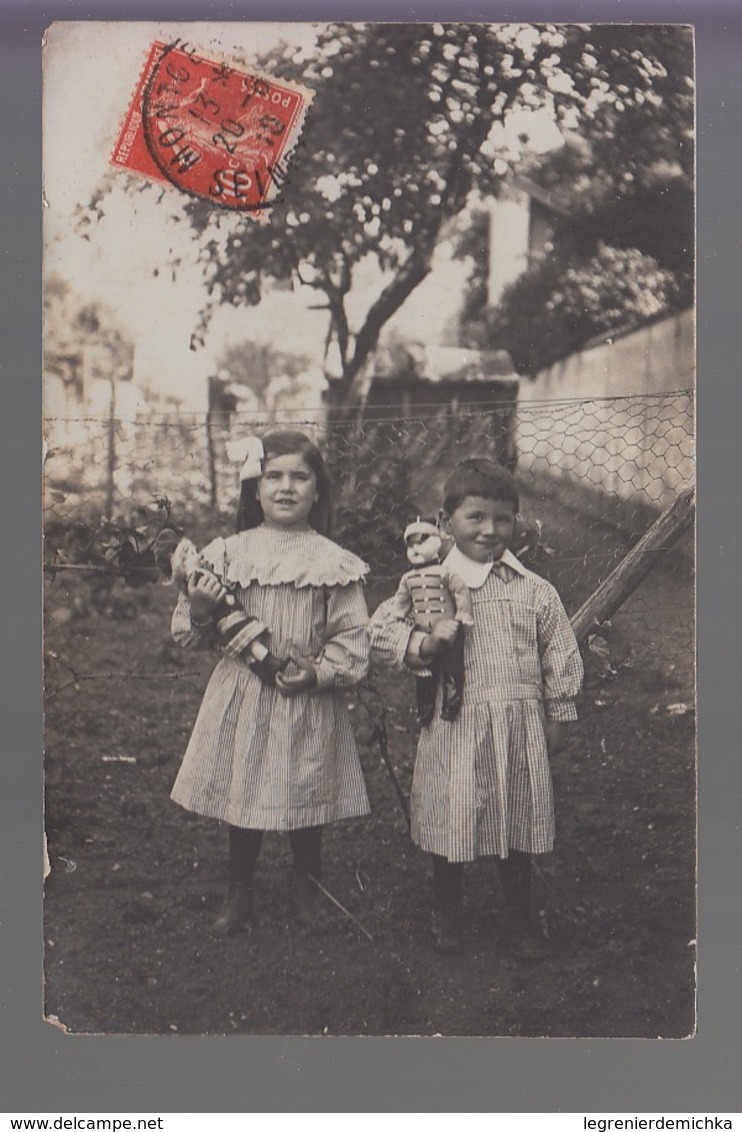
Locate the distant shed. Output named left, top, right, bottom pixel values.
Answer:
left=362, top=343, right=520, bottom=470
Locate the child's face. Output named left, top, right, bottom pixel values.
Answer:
left=256, top=453, right=319, bottom=529
left=440, top=495, right=516, bottom=563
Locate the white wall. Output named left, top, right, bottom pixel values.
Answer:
left=516, top=311, right=695, bottom=516
left=487, top=193, right=531, bottom=307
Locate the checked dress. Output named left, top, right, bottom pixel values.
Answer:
left=369, top=549, right=583, bottom=863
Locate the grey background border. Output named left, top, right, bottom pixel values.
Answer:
left=3, top=0, right=739, bottom=1113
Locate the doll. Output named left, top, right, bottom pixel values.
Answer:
left=387, top=519, right=474, bottom=724
left=158, top=533, right=288, bottom=686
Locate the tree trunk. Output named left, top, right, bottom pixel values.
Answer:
left=322, top=249, right=436, bottom=418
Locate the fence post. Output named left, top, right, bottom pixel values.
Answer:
left=206, top=410, right=218, bottom=510
left=570, top=484, right=695, bottom=647
left=105, top=378, right=116, bottom=521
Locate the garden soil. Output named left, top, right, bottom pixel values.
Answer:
left=43, top=503, right=695, bottom=1038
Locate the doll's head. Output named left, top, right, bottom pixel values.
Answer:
left=235, top=430, right=333, bottom=535
left=168, top=538, right=203, bottom=592
left=403, top=519, right=442, bottom=567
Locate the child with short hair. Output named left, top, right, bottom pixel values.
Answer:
left=170, top=430, right=371, bottom=934
left=370, top=458, right=583, bottom=959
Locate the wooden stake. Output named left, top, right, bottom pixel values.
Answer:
left=570, top=484, right=695, bottom=647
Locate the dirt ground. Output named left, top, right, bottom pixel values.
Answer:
left=43, top=502, right=696, bottom=1038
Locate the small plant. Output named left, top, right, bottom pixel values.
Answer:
left=44, top=496, right=182, bottom=588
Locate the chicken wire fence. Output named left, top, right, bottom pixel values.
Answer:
left=44, top=389, right=695, bottom=678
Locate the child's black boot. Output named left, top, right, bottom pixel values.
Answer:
left=213, top=826, right=262, bottom=936
left=431, top=855, right=464, bottom=954
left=213, top=879, right=254, bottom=936
left=498, top=851, right=552, bottom=961
left=289, top=825, right=322, bottom=927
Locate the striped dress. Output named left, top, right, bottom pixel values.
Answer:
left=369, top=551, right=583, bottom=862
left=170, top=525, right=371, bottom=831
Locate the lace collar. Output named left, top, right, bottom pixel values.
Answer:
left=201, top=525, right=368, bottom=588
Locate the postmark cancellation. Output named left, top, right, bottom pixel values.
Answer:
left=110, top=39, right=314, bottom=220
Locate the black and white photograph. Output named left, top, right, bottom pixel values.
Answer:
left=42, top=19, right=696, bottom=1038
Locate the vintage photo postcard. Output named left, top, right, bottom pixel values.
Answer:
left=43, top=20, right=695, bottom=1037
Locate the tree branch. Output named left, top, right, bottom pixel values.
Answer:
left=342, top=105, right=495, bottom=397
left=346, top=248, right=435, bottom=391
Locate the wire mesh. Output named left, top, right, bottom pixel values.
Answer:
left=43, top=389, right=694, bottom=676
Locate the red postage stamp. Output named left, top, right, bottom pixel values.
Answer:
left=110, top=40, right=314, bottom=219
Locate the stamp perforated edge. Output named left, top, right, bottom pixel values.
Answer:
left=110, top=38, right=316, bottom=222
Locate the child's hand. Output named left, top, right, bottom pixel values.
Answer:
left=275, top=657, right=318, bottom=697
left=545, top=720, right=567, bottom=758
left=187, top=573, right=227, bottom=622
left=420, top=618, right=460, bottom=661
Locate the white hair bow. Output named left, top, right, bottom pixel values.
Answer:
left=226, top=436, right=265, bottom=481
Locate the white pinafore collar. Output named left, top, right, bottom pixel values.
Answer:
left=444, top=546, right=527, bottom=589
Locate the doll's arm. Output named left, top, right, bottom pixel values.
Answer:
left=385, top=574, right=415, bottom=622
left=368, top=597, right=433, bottom=675
left=172, top=577, right=270, bottom=660
left=311, top=582, right=370, bottom=690
left=537, top=584, right=584, bottom=721
left=171, top=538, right=270, bottom=659
left=445, top=569, right=475, bottom=626
left=171, top=591, right=219, bottom=651
left=170, top=537, right=226, bottom=649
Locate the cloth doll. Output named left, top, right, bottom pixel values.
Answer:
left=158, top=532, right=288, bottom=687
left=387, top=519, right=474, bottom=724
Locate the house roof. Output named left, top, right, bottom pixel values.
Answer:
left=371, top=343, right=519, bottom=386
